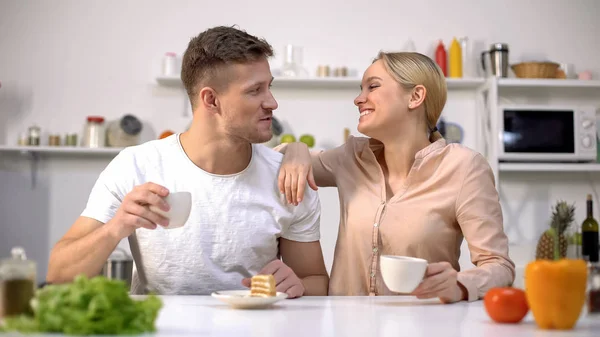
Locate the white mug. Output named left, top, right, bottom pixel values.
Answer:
left=149, top=191, right=192, bottom=229
left=380, top=255, right=428, bottom=294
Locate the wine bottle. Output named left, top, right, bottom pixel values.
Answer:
left=582, top=194, right=599, bottom=262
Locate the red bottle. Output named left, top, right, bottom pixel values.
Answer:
left=435, top=40, right=447, bottom=77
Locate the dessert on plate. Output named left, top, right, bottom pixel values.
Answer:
left=250, top=274, right=276, bottom=297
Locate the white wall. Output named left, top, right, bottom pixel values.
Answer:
left=1, top=0, right=599, bottom=282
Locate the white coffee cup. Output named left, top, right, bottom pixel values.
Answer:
left=149, top=191, right=192, bottom=229
left=380, top=255, right=428, bottom=294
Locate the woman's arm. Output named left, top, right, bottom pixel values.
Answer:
left=274, top=142, right=339, bottom=205
left=455, top=152, right=516, bottom=301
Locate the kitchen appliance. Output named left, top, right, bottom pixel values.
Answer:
left=498, top=105, right=597, bottom=162
left=107, top=114, right=143, bottom=147
left=101, top=248, right=133, bottom=287
left=481, top=43, right=509, bottom=77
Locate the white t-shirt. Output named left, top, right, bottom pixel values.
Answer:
left=81, top=134, right=321, bottom=295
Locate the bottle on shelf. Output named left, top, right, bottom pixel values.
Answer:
left=581, top=194, right=599, bottom=263
left=449, top=37, right=462, bottom=78
left=459, top=37, right=470, bottom=78
left=402, top=39, right=416, bottom=52
left=435, top=40, right=447, bottom=77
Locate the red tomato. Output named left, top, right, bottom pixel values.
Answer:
left=484, top=287, right=529, bottom=324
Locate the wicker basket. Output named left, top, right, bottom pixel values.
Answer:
left=511, top=62, right=560, bottom=79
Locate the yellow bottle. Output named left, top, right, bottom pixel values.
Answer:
left=449, top=37, right=462, bottom=78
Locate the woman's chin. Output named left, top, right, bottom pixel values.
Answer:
left=357, top=123, right=375, bottom=138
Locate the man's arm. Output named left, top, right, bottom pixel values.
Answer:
left=279, top=238, right=329, bottom=296
left=46, top=217, right=120, bottom=283
left=47, top=182, right=170, bottom=284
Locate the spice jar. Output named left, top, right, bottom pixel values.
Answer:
left=27, top=125, right=41, bottom=146
left=48, top=134, right=61, bottom=146
left=82, top=116, right=106, bottom=148
left=65, top=133, right=78, bottom=146
left=0, top=247, right=36, bottom=318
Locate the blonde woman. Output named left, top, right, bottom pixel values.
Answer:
left=276, top=52, right=515, bottom=303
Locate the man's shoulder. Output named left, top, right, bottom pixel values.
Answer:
left=97, top=135, right=182, bottom=180
left=124, top=135, right=180, bottom=157
left=251, top=143, right=320, bottom=202
left=115, top=135, right=180, bottom=163
left=250, top=143, right=285, bottom=175
left=253, top=143, right=283, bottom=164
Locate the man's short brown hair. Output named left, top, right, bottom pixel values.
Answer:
left=181, top=26, right=274, bottom=109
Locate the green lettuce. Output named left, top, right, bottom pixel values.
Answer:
left=1, top=275, right=162, bottom=335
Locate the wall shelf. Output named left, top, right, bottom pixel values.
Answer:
left=497, top=78, right=600, bottom=89
left=0, top=145, right=124, bottom=189
left=499, top=162, right=600, bottom=172
left=0, top=145, right=124, bottom=156
left=158, top=75, right=600, bottom=91
left=156, top=75, right=182, bottom=87
left=155, top=76, right=486, bottom=90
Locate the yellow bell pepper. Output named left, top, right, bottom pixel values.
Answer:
left=525, top=259, right=588, bottom=330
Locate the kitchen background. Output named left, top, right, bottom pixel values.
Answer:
left=1, top=0, right=599, bottom=286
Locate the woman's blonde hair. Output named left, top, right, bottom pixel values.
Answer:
left=374, top=51, right=447, bottom=142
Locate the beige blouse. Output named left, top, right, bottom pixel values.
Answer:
left=310, top=136, right=515, bottom=301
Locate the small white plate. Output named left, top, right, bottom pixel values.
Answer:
left=211, top=290, right=288, bottom=309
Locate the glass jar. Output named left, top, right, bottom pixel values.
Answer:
left=27, top=125, right=41, bottom=146
left=281, top=45, right=308, bottom=78
left=82, top=116, right=106, bottom=148
left=0, top=247, right=36, bottom=318
left=162, top=52, right=178, bottom=76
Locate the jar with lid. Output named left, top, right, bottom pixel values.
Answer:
left=0, top=247, right=36, bottom=318
left=163, top=52, right=178, bottom=77
left=27, top=125, right=41, bottom=146
left=82, top=116, right=106, bottom=148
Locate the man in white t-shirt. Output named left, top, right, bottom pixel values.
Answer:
left=46, top=26, right=329, bottom=297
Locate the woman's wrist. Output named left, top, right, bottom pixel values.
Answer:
left=457, top=281, right=468, bottom=301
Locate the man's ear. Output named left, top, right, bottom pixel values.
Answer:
left=198, top=87, right=220, bottom=113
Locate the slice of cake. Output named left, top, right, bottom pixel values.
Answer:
left=250, top=274, right=276, bottom=297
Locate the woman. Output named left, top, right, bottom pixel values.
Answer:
left=276, top=52, right=515, bottom=303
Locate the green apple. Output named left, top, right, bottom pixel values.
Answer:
left=300, top=134, right=315, bottom=148
left=280, top=134, right=296, bottom=143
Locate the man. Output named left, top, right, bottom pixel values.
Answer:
left=46, top=26, right=329, bottom=298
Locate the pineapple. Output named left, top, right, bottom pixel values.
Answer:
left=535, top=200, right=576, bottom=260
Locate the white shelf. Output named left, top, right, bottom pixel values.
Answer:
left=497, top=78, right=600, bottom=89
left=0, top=145, right=124, bottom=156
left=155, top=76, right=485, bottom=90
left=273, top=77, right=361, bottom=89
left=499, top=162, right=600, bottom=172
left=446, top=78, right=486, bottom=89
left=156, top=75, right=182, bottom=86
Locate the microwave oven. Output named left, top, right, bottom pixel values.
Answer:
left=498, top=105, right=598, bottom=162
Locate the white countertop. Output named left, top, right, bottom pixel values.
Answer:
left=13, top=295, right=599, bottom=336
left=147, top=295, right=597, bottom=337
